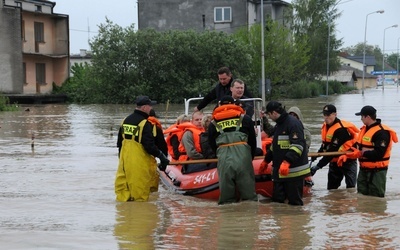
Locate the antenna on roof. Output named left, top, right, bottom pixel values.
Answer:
left=87, top=18, right=90, bottom=46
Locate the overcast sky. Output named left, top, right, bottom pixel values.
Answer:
left=55, top=0, right=400, bottom=55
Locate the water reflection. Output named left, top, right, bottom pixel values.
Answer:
left=0, top=86, right=400, bottom=249
left=114, top=202, right=157, bottom=249
left=158, top=198, right=220, bottom=249
left=216, top=203, right=259, bottom=249
left=257, top=204, right=312, bottom=249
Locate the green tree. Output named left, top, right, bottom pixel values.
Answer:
left=89, top=19, right=139, bottom=103
left=132, top=29, right=254, bottom=103
left=386, top=53, right=398, bottom=70
left=58, top=19, right=254, bottom=103
left=291, top=0, right=342, bottom=79
left=233, top=20, right=309, bottom=95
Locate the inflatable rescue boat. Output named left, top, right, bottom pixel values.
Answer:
left=159, top=97, right=313, bottom=200
left=158, top=157, right=313, bottom=201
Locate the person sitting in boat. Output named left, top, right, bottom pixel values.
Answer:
left=200, top=114, right=216, bottom=159
left=230, top=79, right=254, bottom=118
left=208, top=95, right=258, bottom=205
left=193, top=67, right=253, bottom=112
left=197, top=114, right=218, bottom=171
left=178, top=111, right=206, bottom=173
left=148, top=109, right=168, bottom=156
left=164, top=114, right=191, bottom=160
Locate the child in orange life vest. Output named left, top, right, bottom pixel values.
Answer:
left=164, top=114, right=191, bottom=160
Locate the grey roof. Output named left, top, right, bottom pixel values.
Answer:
left=346, top=56, right=376, bottom=66
left=340, top=64, right=375, bottom=78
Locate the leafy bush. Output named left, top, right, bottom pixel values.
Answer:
left=0, top=94, right=18, bottom=111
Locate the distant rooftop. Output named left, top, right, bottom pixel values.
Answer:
left=70, top=49, right=92, bottom=59
left=346, top=55, right=376, bottom=66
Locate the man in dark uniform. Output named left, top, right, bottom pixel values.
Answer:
left=208, top=95, right=257, bottom=204
left=194, top=67, right=252, bottom=111
left=311, top=104, right=359, bottom=190
left=263, top=101, right=310, bottom=206
left=115, top=96, right=169, bottom=202
left=338, top=105, right=398, bottom=197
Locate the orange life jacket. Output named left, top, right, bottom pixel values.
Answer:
left=357, top=123, right=398, bottom=169
left=165, top=131, right=180, bottom=160
left=165, top=122, right=195, bottom=160
left=177, top=125, right=204, bottom=161
left=212, top=104, right=245, bottom=121
left=163, top=123, right=179, bottom=135
left=321, top=119, right=360, bottom=162
left=147, top=116, right=162, bottom=129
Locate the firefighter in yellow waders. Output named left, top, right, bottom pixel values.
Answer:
left=115, top=96, right=169, bottom=202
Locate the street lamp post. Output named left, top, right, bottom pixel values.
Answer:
left=382, top=24, right=398, bottom=91
left=362, top=10, right=384, bottom=95
left=397, top=37, right=400, bottom=88
left=261, top=0, right=265, bottom=107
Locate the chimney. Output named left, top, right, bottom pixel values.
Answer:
left=80, top=49, right=87, bottom=57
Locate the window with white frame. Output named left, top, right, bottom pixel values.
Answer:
left=214, top=7, right=231, bottom=23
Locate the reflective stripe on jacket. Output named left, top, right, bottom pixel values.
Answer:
left=279, top=163, right=310, bottom=179
left=269, top=113, right=310, bottom=181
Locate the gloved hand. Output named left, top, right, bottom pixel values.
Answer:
left=337, top=155, right=347, bottom=167
left=279, top=160, right=290, bottom=176
left=158, top=151, right=170, bottom=171
left=259, top=161, right=269, bottom=174
left=346, top=147, right=362, bottom=159
left=310, top=165, right=321, bottom=176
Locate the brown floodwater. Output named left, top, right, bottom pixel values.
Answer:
left=1, top=85, right=399, bottom=249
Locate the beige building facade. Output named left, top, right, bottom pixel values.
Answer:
left=1, top=0, right=69, bottom=94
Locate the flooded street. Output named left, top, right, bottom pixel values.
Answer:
left=1, top=86, right=400, bottom=249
